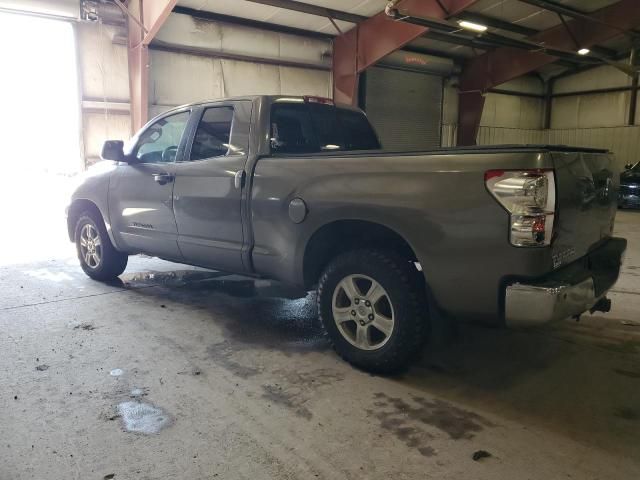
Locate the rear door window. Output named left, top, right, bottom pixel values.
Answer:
left=270, top=102, right=380, bottom=154
left=190, top=106, right=234, bottom=161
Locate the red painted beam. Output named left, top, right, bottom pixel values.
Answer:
left=127, top=0, right=177, bottom=133
left=457, top=0, right=640, bottom=145
left=333, top=0, right=480, bottom=105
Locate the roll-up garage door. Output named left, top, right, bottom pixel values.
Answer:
left=364, top=67, right=443, bottom=151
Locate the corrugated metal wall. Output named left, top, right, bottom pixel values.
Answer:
left=76, top=11, right=332, bottom=164
left=76, top=21, right=130, bottom=163
left=441, top=125, right=545, bottom=147
left=149, top=13, right=332, bottom=117
left=546, top=126, right=640, bottom=168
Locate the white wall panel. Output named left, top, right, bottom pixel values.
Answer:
left=278, top=67, right=331, bottom=97
left=76, top=22, right=129, bottom=101
left=554, top=65, right=630, bottom=94
left=551, top=92, right=629, bottom=128
left=442, top=81, right=458, bottom=125
left=149, top=51, right=331, bottom=110
left=150, top=50, right=223, bottom=106
left=498, top=76, right=545, bottom=95
left=218, top=60, right=283, bottom=96
left=477, top=127, right=545, bottom=146
left=440, top=125, right=545, bottom=147
left=546, top=126, right=640, bottom=169
left=156, top=13, right=330, bottom=67
left=550, top=95, right=579, bottom=129
left=83, top=112, right=130, bottom=162
left=481, top=93, right=544, bottom=129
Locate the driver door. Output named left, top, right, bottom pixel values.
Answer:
left=109, top=109, right=191, bottom=260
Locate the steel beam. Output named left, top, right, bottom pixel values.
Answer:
left=629, top=47, right=639, bottom=125
left=518, top=0, right=640, bottom=39
left=126, top=0, right=177, bottom=133
left=333, top=0, right=480, bottom=104
left=457, top=0, right=640, bottom=145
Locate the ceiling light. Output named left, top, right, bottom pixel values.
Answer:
left=578, top=48, right=590, bottom=55
left=458, top=20, right=488, bottom=32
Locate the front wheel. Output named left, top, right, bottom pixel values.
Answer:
left=75, top=212, right=128, bottom=281
left=317, top=249, right=429, bottom=373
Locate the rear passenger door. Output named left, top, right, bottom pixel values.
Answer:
left=172, top=101, right=251, bottom=273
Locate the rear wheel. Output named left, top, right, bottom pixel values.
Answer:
left=317, top=249, right=429, bottom=373
left=75, top=212, right=128, bottom=281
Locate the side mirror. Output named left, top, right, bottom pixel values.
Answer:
left=101, top=140, right=126, bottom=162
left=624, top=163, right=633, bottom=170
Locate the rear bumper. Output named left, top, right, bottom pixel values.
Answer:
left=504, top=237, right=626, bottom=327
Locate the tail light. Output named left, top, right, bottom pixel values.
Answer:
left=304, top=96, right=334, bottom=105
left=485, top=169, right=556, bottom=247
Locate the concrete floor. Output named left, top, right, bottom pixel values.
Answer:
left=1, top=205, right=640, bottom=479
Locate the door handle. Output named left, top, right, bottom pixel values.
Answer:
left=153, top=173, right=174, bottom=185
left=234, top=170, right=246, bottom=189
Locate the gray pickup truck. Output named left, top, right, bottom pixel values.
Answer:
left=67, top=95, right=626, bottom=372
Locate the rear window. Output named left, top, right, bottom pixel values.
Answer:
left=270, top=102, right=380, bottom=154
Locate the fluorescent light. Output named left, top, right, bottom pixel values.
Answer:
left=578, top=48, right=590, bottom=55
left=458, top=20, right=487, bottom=32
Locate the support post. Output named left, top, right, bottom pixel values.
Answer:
left=628, top=47, right=639, bottom=126
left=544, top=78, right=554, bottom=130
left=126, top=0, right=177, bottom=133
left=457, top=92, right=484, bottom=146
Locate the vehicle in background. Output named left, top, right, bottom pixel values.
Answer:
left=619, top=162, right=640, bottom=209
left=66, top=95, right=627, bottom=373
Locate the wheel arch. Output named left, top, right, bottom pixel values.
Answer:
left=66, top=199, right=117, bottom=247
left=302, top=219, right=422, bottom=290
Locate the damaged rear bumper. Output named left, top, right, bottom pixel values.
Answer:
left=504, top=237, right=626, bottom=327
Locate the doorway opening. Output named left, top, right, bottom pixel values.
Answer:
left=0, top=11, right=81, bottom=265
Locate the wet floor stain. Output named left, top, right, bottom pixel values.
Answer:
left=120, top=269, right=329, bottom=356
left=367, top=392, right=494, bottom=456
left=73, top=323, right=95, bottom=331
left=117, top=401, right=171, bottom=434
left=261, top=368, right=345, bottom=420
left=262, top=385, right=313, bottom=420
left=118, top=270, right=230, bottom=289
left=207, top=341, right=261, bottom=379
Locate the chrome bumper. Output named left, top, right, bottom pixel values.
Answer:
left=505, top=278, right=600, bottom=327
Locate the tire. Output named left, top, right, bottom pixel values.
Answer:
left=317, top=249, right=429, bottom=374
left=75, top=211, right=128, bottom=281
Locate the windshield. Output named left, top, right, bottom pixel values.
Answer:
left=270, top=102, right=381, bottom=154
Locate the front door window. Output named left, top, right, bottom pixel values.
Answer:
left=134, top=111, right=190, bottom=164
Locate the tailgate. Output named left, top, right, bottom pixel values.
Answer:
left=551, top=151, right=618, bottom=268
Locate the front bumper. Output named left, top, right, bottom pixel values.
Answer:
left=504, top=237, right=626, bottom=327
